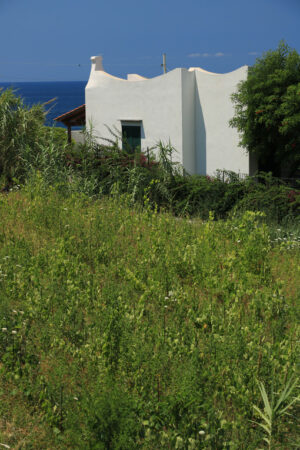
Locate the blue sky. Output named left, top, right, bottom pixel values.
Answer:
left=0, top=0, right=299, bottom=81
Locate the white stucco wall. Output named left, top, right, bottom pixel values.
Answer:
left=86, top=56, right=184, bottom=166
left=193, top=66, right=249, bottom=175
left=71, top=130, right=85, bottom=145
left=181, top=69, right=196, bottom=174
left=85, top=56, right=251, bottom=176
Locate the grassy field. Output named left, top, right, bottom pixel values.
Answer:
left=0, top=187, right=299, bottom=449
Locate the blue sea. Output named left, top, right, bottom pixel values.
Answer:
left=0, top=81, right=86, bottom=128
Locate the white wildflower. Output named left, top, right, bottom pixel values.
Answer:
left=199, top=430, right=205, bottom=435
left=11, top=330, right=17, bottom=335
left=2, top=328, right=7, bottom=332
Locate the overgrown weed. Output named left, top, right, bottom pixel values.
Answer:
left=0, top=190, right=298, bottom=448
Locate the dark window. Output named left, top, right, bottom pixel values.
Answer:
left=122, top=124, right=141, bottom=152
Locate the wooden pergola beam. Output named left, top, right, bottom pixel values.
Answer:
left=54, top=105, right=86, bottom=143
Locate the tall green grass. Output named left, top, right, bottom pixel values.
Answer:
left=0, top=187, right=298, bottom=448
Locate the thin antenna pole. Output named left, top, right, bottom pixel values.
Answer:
left=162, top=53, right=167, bottom=74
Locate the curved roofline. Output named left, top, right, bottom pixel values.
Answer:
left=188, top=65, right=248, bottom=75
left=87, top=67, right=178, bottom=84
left=87, top=54, right=248, bottom=86
left=96, top=65, right=248, bottom=82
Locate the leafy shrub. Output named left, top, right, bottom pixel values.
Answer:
left=0, top=88, right=72, bottom=187
left=67, top=383, right=142, bottom=449
left=233, top=173, right=300, bottom=221
left=0, top=88, right=45, bottom=184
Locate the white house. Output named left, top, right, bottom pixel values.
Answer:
left=85, top=55, right=256, bottom=176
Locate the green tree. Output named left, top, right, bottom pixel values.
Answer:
left=230, top=42, right=300, bottom=177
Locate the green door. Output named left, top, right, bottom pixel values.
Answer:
left=122, top=125, right=141, bottom=152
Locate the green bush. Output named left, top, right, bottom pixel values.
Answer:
left=0, top=88, right=71, bottom=187
left=67, top=383, right=142, bottom=449
left=0, top=88, right=45, bottom=184
left=233, top=173, right=300, bottom=221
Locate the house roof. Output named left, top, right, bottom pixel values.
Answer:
left=54, top=104, right=86, bottom=127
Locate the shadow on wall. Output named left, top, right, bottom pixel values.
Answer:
left=249, top=152, right=258, bottom=176
left=195, top=82, right=206, bottom=175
